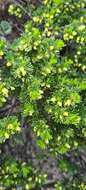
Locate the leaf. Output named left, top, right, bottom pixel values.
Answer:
left=53, top=0, right=62, bottom=4
left=22, top=166, right=30, bottom=177
left=0, top=20, right=12, bottom=35
left=55, top=40, right=64, bottom=49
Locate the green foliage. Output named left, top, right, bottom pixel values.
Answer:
left=0, top=158, right=47, bottom=189
left=55, top=151, right=86, bottom=189
left=32, top=119, right=52, bottom=149
left=1, top=0, right=86, bottom=153
left=0, top=116, right=20, bottom=143
left=0, top=0, right=86, bottom=189
left=0, top=38, right=6, bottom=57
left=8, top=4, right=23, bottom=18
left=0, top=83, right=9, bottom=106
left=55, top=181, right=86, bottom=190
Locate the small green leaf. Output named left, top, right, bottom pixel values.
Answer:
left=55, top=40, right=64, bottom=49
left=0, top=21, right=12, bottom=35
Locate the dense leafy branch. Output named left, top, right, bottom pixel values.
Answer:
left=0, top=0, right=86, bottom=189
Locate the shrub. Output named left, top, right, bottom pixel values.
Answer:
left=0, top=158, right=47, bottom=189
left=0, top=0, right=86, bottom=189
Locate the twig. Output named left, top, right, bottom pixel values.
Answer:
left=0, top=97, right=20, bottom=117
left=42, top=179, right=58, bottom=188
left=0, top=104, right=11, bottom=113
left=12, top=0, right=31, bottom=17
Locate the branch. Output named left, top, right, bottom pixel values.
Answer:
left=42, top=179, right=58, bottom=188
left=0, top=97, right=20, bottom=118
left=12, top=0, right=31, bottom=17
